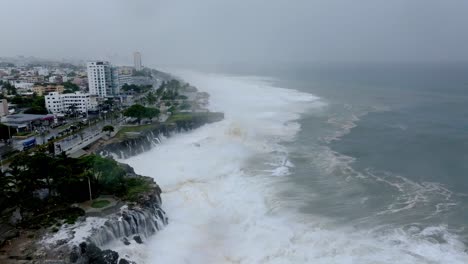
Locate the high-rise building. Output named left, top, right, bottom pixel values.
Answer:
left=133, top=52, right=142, bottom=71
left=87, top=61, right=114, bottom=97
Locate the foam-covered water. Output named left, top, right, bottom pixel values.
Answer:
left=122, top=71, right=468, bottom=263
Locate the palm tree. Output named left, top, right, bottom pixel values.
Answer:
left=68, top=104, right=78, bottom=118
left=0, top=170, right=13, bottom=199
left=146, top=92, right=157, bottom=106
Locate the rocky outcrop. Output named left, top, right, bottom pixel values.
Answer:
left=0, top=223, right=19, bottom=246
left=99, top=112, right=224, bottom=159
left=85, top=179, right=168, bottom=248
left=70, top=243, right=120, bottom=264
left=37, top=173, right=167, bottom=264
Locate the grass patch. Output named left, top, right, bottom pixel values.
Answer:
left=124, top=178, right=152, bottom=202
left=14, top=131, right=36, bottom=137
left=91, top=199, right=111, bottom=208
left=166, top=112, right=224, bottom=124
left=166, top=113, right=194, bottom=123
left=115, top=124, right=157, bottom=139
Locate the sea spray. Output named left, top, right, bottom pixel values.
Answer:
left=122, top=72, right=468, bottom=263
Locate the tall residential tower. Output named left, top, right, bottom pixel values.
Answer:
left=133, top=52, right=142, bottom=71
left=87, top=61, right=114, bottom=97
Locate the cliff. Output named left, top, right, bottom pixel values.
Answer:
left=99, top=112, right=224, bottom=159
left=35, top=169, right=167, bottom=264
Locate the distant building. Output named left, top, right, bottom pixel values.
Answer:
left=32, top=84, right=64, bottom=96
left=133, top=52, right=142, bottom=71
left=118, top=75, right=152, bottom=89
left=36, top=67, right=49, bottom=76
left=0, top=99, right=8, bottom=116
left=48, top=75, right=63, bottom=84
left=45, top=92, right=96, bottom=114
left=11, top=81, right=34, bottom=90
left=117, top=66, right=134, bottom=75
left=87, top=61, right=115, bottom=98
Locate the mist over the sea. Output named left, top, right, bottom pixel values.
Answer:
left=2, top=0, right=468, bottom=67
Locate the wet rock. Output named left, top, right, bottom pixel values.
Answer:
left=101, top=249, right=119, bottom=264
left=133, top=235, right=143, bottom=244
left=118, top=162, right=136, bottom=175
left=122, top=237, right=131, bottom=246
left=118, top=259, right=132, bottom=264
left=75, top=243, right=120, bottom=264
left=86, top=243, right=105, bottom=263
left=69, top=249, right=80, bottom=263
left=0, top=224, right=19, bottom=245
left=56, top=239, right=68, bottom=246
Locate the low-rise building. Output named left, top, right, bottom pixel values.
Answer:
left=117, top=74, right=152, bottom=88
left=11, top=81, right=34, bottom=90
left=1, top=113, right=55, bottom=131
left=32, top=84, right=64, bottom=96
left=45, top=92, right=96, bottom=114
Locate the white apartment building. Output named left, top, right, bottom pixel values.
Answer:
left=133, top=52, right=142, bottom=71
left=87, top=61, right=114, bottom=98
left=45, top=92, right=97, bottom=114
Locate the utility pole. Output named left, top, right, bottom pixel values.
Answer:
left=88, top=176, right=93, bottom=202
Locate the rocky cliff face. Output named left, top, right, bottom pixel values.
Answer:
left=68, top=176, right=167, bottom=264
left=99, top=112, right=224, bottom=159
left=36, top=174, right=167, bottom=264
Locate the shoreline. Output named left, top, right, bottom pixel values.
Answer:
left=0, top=71, right=225, bottom=264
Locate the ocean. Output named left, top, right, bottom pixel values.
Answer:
left=118, top=63, right=468, bottom=263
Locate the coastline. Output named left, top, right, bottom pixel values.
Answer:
left=0, top=71, right=225, bottom=264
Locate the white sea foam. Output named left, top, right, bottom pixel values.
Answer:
left=42, top=217, right=107, bottom=247
left=122, top=72, right=468, bottom=263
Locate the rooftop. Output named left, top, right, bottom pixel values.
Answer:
left=2, top=113, right=54, bottom=124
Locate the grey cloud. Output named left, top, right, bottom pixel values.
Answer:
left=1, top=0, right=468, bottom=67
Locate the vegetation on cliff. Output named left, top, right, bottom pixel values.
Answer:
left=123, top=104, right=160, bottom=123
left=0, top=151, right=150, bottom=229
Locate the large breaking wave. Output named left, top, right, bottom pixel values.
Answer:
left=121, top=72, right=468, bottom=263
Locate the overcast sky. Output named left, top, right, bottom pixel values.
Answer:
left=1, top=0, right=468, bottom=67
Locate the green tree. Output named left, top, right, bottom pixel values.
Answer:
left=180, top=101, right=191, bottom=110
left=122, top=84, right=152, bottom=94
left=63, top=81, right=80, bottom=93
left=19, top=95, right=48, bottom=114
left=0, top=170, right=14, bottom=200
left=145, top=91, right=157, bottom=106
left=3, top=82, right=17, bottom=95
left=168, top=106, right=177, bottom=113
left=67, top=104, right=79, bottom=117
left=104, top=98, right=114, bottom=107
left=144, top=107, right=160, bottom=122
left=28, top=151, right=54, bottom=194
left=53, top=153, right=91, bottom=202
left=123, top=104, right=146, bottom=123
left=102, top=125, right=115, bottom=136
left=7, top=153, right=43, bottom=215
left=82, top=155, right=127, bottom=195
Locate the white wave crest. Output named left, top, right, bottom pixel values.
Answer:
left=121, top=72, right=468, bottom=264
